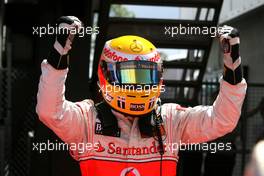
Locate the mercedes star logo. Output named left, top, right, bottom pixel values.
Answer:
left=130, top=40, right=143, bottom=53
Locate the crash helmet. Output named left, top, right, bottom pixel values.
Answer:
left=98, top=35, right=163, bottom=116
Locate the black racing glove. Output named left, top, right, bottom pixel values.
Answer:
left=47, top=16, right=82, bottom=69
left=219, top=25, right=242, bottom=85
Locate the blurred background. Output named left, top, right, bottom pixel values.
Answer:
left=0, top=0, right=264, bottom=176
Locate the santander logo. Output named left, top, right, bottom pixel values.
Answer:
left=96, top=142, right=105, bottom=152
left=95, top=141, right=165, bottom=156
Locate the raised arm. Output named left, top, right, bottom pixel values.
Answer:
left=176, top=26, right=247, bottom=143
left=36, top=16, right=92, bottom=144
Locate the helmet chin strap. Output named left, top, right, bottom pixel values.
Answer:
left=151, top=98, right=162, bottom=125
left=97, top=81, right=102, bottom=93
left=151, top=98, right=164, bottom=176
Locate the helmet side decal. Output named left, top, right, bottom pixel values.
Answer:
left=130, top=103, right=145, bottom=111
left=148, top=97, right=156, bottom=109
left=105, top=93, right=114, bottom=102
left=117, top=96, right=126, bottom=109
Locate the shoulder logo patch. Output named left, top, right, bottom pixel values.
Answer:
left=95, top=122, right=103, bottom=135
left=95, top=122, right=121, bottom=137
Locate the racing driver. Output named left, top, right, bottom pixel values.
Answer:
left=36, top=16, right=247, bottom=176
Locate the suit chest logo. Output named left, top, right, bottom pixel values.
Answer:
left=95, top=141, right=164, bottom=156
left=95, top=122, right=121, bottom=137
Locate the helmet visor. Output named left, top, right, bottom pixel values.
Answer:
left=102, top=60, right=162, bottom=85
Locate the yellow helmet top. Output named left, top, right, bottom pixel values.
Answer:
left=110, top=35, right=156, bottom=55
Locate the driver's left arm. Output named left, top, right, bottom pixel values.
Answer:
left=175, top=26, right=247, bottom=143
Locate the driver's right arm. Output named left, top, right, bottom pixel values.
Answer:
left=36, top=16, right=93, bottom=145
